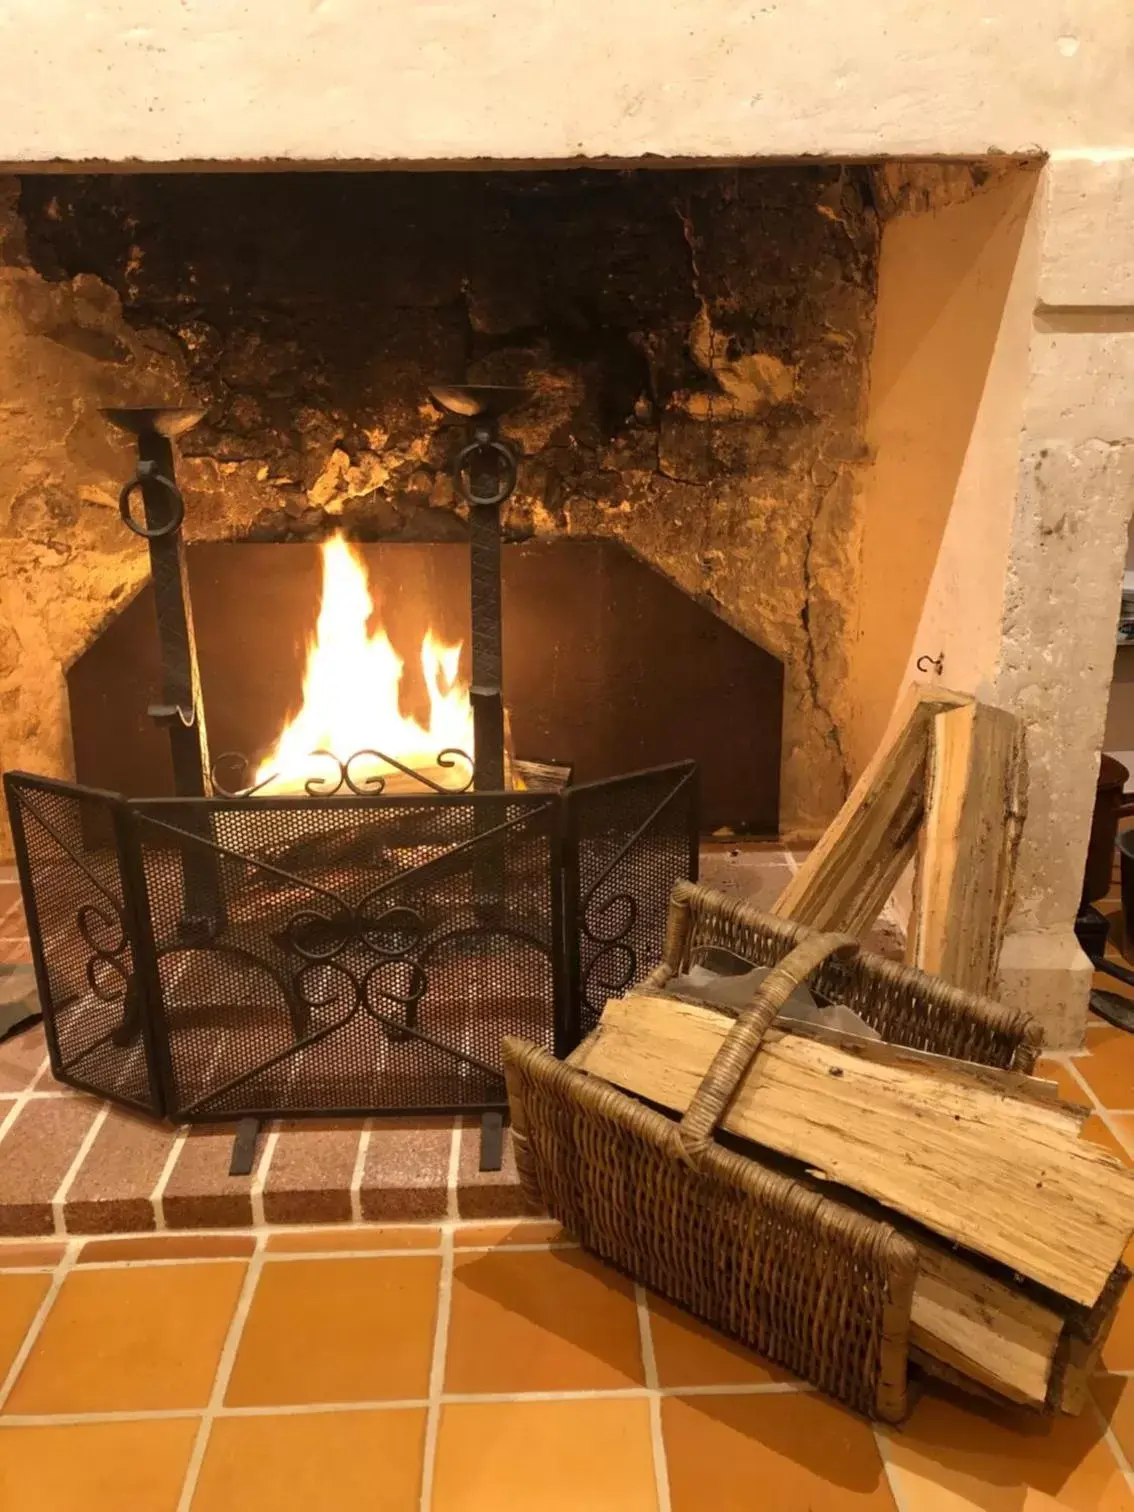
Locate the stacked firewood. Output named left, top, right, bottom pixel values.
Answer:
left=567, top=686, right=1133, bottom=1414
left=572, top=992, right=1131, bottom=1412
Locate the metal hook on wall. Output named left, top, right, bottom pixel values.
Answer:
left=916, top=652, right=945, bottom=677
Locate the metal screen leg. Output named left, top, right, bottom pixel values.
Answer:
left=479, top=1111, right=504, bottom=1172
left=229, top=1117, right=263, bottom=1177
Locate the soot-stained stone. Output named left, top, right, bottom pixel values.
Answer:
left=7, top=167, right=880, bottom=836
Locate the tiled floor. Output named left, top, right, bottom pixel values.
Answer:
left=1, top=1201, right=1133, bottom=1511
left=1, top=862, right=1133, bottom=1506
left=0, top=1021, right=1130, bottom=1511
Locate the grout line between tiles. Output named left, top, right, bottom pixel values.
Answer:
left=139, top=949, right=203, bottom=1234
left=1091, top=1396, right=1134, bottom=1490
left=636, top=1282, right=672, bottom=1512
left=873, top=1426, right=915, bottom=1512
left=50, top=1103, right=110, bottom=1236
left=0, top=1237, right=79, bottom=1411
left=249, top=1125, right=281, bottom=1229
left=1061, top=1056, right=1134, bottom=1157
left=1, top=1408, right=203, bottom=1427
left=74, top=1255, right=269, bottom=1272
left=0, top=1232, right=572, bottom=1264
left=0, top=1381, right=814, bottom=1430
left=419, top=1228, right=455, bottom=1512
left=657, top=1381, right=810, bottom=1397
left=349, top=1118, right=372, bottom=1224
left=448, top=1240, right=578, bottom=1253
left=150, top=1127, right=189, bottom=1231
left=445, top=1117, right=462, bottom=1222
left=0, top=1054, right=50, bottom=1154
left=175, top=1235, right=266, bottom=1512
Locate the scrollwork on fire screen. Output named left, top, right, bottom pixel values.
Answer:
left=576, top=768, right=698, bottom=1023
left=14, top=792, right=133, bottom=1010
left=210, top=747, right=474, bottom=799
left=131, top=799, right=558, bottom=1116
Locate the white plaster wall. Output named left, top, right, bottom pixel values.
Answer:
left=850, top=167, right=1041, bottom=779
left=0, top=0, right=1131, bottom=166
left=879, top=156, right=1134, bottom=1046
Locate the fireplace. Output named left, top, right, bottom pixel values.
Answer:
left=2, top=148, right=1129, bottom=1054
left=4, top=389, right=699, bottom=1141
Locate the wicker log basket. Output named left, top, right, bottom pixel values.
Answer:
left=502, top=881, right=1043, bottom=1423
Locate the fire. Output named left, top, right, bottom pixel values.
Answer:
left=252, top=535, right=474, bottom=793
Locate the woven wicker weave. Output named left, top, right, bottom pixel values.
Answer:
left=645, top=881, right=1042, bottom=1072
left=503, top=881, right=1043, bottom=1422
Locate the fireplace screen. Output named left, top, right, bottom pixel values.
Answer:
left=4, top=387, right=701, bottom=1127
left=5, top=764, right=697, bottom=1120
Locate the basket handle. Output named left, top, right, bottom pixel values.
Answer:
left=677, top=929, right=857, bottom=1165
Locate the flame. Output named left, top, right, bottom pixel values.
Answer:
left=253, top=535, right=473, bottom=792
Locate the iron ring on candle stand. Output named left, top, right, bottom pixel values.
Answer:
left=452, top=434, right=519, bottom=508
left=104, top=405, right=221, bottom=941
left=428, top=383, right=528, bottom=795
left=118, top=462, right=186, bottom=539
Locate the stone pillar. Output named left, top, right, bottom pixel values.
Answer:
left=994, top=154, right=1134, bottom=1047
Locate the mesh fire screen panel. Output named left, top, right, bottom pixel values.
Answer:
left=5, top=764, right=698, bottom=1122
left=4, top=775, right=161, bottom=1113
left=131, top=793, right=562, bottom=1118
left=565, top=762, right=699, bottom=1035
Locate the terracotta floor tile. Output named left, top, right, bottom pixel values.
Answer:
left=0, top=1096, right=99, bottom=1235
left=0, top=1240, right=65, bottom=1268
left=358, top=1117, right=452, bottom=1222
left=1075, top=1032, right=1134, bottom=1109
left=225, top=1255, right=439, bottom=1406
left=698, top=848, right=793, bottom=910
left=4, top=1260, right=247, bottom=1413
left=62, top=1105, right=179, bottom=1234
left=0, top=1419, right=198, bottom=1511
left=1095, top=1375, right=1134, bottom=1465
left=0, top=1022, right=46, bottom=1093
left=264, top=1224, right=440, bottom=1252
left=445, top=1248, right=643, bottom=1394
left=664, top=1392, right=894, bottom=1511
left=77, top=1232, right=256, bottom=1263
left=452, top=1219, right=570, bottom=1248
left=1082, top=1114, right=1134, bottom=1165
left=190, top=1407, right=426, bottom=1511
left=456, top=1123, right=537, bottom=1219
left=0, top=1271, right=51, bottom=1379
left=882, top=1383, right=1134, bottom=1511
left=648, top=1294, right=792, bottom=1387
left=1036, top=1057, right=1092, bottom=1106
left=433, top=1398, right=658, bottom=1512
left=1102, top=1278, right=1134, bottom=1370
left=1095, top=969, right=1134, bottom=1004
left=1107, top=1112, right=1134, bottom=1160
left=161, top=1124, right=254, bottom=1229
left=261, top=1119, right=364, bottom=1226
